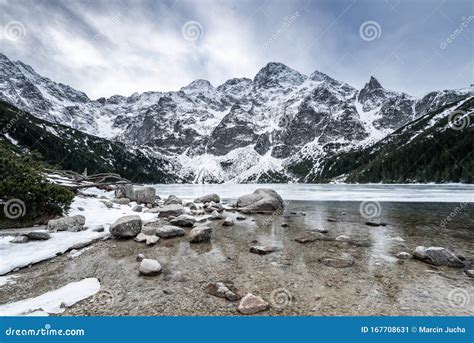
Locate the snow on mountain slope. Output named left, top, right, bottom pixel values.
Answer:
left=0, top=52, right=472, bottom=183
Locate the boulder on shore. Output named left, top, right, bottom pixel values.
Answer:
left=47, top=215, right=86, bottom=232
left=26, top=231, right=51, bottom=241
left=194, top=194, right=220, bottom=204
left=109, top=215, right=142, bottom=238
left=249, top=245, right=280, bottom=255
left=157, top=204, right=185, bottom=218
left=115, top=184, right=135, bottom=200
left=205, top=282, right=242, bottom=301
left=235, top=189, right=284, bottom=214
left=156, top=225, right=185, bottom=239
left=412, top=246, right=464, bottom=268
left=134, top=187, right=156, bottom=205
left=164, top=195, right=183, bottom=205
left=189, top=226, right=212, bottom=243
left=169, top=214, right=196, bottom=227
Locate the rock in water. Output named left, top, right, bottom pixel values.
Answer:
left=139, top=259, right=162, bottom=276
left=320, top=254, right=355, bottom=268
left=47, top=215, right=86, bottom=232
left=164, top=195, right=183, bottom=205
left=222, top=217, right=234, bottom=226
left=26, top=231, right=50, bottom=240
left=134, top=187, right=156, bottom=204
left=109, top=215, right=142, bottom=238
left=157, top=204, right=185, bottom=217
left=169, top=214, right=196, bottom=227
left=136, top=253, right=146, bottom=262
left=194, top=194, right=220, bottom=204
left=205, top=282, right=242, bottom=301
left=189, top=226, right=212, bottom=243
left=249, top=245, right=280, bottom=255
left=236, top=189, right=284, bottom=214
left=156, top=225, right=185, bottom=239
left=237, top=293, right=269, bottom=314
left=396, top=252, right=411, bottom=260
left=413, top=246, right=464, bottom=268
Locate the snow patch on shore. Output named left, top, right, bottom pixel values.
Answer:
left=0, top=278, right=100, bottom=316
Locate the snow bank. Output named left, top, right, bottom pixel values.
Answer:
left=0, top=188, right=159, bottom=275
left=0, top=278, right=100, bottom=316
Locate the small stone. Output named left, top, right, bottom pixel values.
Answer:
left=222, top=217, right=234, bottom=226
left=189, top=226, right=212, bottom=243
left=146, top=235, right=159, bottom=246
left=281, top=223, right=289, bottom=228
left=135, top=233, right=147, bottom=242
left=93, top=226, right=105, bottom=232
left=11, top=235, right=29, bottom=243
left=316, top=228, right=328, bottom=233
left=236, top=216, right=247, bottom=221
left=320, top=254, right=355, bottom=268
left=465, top=270, right=474, bottom=278
left=104, top=201, right=113, bottom=208
left=78, top=207, right=85, bottom=211
left=335, top=235, right=351, bottom=242
left=365, top=221, right=381, bottom=227
left=249, top=245, right=280, bottom=255
left=327, top=218, right=337, bottom=222
left=237, top=293, right=269, bottom=314
left=156, top=225, right=185, bottom=239
left=164, top=195, right=183, bottom=205
left=26, top=231, right=50, bottom=241
left=136, top=253, right=146, bottom=262
left=139, top=259, right=162, bottom=276
left=396, top=252, right=411, bottom=260
left=209, top=210, right=223, bottom=220
left=413, top=246, right=464, bottom=268
left=205, top=282, right=242, bottom=301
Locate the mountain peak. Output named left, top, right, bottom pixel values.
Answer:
left=366, top=76, right=383, bottom=90
left=254, top=62, right=307, bottom=88
left=180, top=79, right=214, bottom=93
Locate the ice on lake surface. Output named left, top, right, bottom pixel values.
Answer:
left=152, top=183, right=474, bottom=203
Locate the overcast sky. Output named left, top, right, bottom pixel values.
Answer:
left=0, top=0, right=472, bottom=99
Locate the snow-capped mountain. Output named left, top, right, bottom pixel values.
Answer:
left=0, top=52, right=472, bottom=183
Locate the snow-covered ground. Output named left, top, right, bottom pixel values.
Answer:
left=0, top=188, right=159, bottom=275
left=0, top=278, right=100, bottom=316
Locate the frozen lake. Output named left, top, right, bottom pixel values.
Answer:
left=151, top=184, right=474, bottom=203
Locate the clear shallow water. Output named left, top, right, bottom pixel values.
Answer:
left=152, top=184, right=474, bottom=203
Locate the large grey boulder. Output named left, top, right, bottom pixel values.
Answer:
left=26, top=231, right=51, bottom=241
left=236, top=189, right=284, bottom=214
left=189, top=226, right=212, bottom=243
left=413, top=246, right=464, bottom=268
left=157, top=204, right=185, bottom=218
left=134, top=187, right=156, bottom=205
left=47, top=215, right=86, bottom=232
left=115, top=184, right=135, bottom=199
left=139, top=259, right=162, bottom=276
left=194, top=194, right=220, bottom=204
left=169, top=214, right=196, bottom=227
left=156, top=225, right=185, bottom=239
left=109, top=215, right=142, bottom=238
